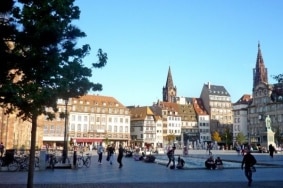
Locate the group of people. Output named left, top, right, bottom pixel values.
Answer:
left=96, top=142, right=124, bottom=168
left=166, top=146, right=185, bottom=169
left=205, top=156, right=223, bottom=170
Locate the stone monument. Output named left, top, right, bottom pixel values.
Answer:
left=263, top=115, right=275, bottom=149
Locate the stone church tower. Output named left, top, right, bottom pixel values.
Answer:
left=163, top=66, right=177, bottom=102
left=253, top=42, right=268, bottom=91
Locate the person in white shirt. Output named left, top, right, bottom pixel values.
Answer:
left=97, top=142, right=104, bottom=164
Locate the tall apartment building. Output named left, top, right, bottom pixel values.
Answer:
left=233, top=94, right=252, bottom=144
left=175, top=97, right=198, bottom=147
left=151, top=101, right=182, bottom=146
left=42, top=95, right=131, bottom=148
left=192, top=98, right=211, bottom=144
left=247, top=43, right=283, bottom=148
left=200, top=82, right=233, bottom=136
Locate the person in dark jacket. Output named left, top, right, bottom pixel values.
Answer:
left=176, top=156, right=185, bottom=169
left=241, top=150, right=257, bottom=187
left=215, top=156, right=223, bottom=169
left=117, top=144, right=124, bottom=168
left=269, top=144, right=275, bottom=158
left=205, top=156, right=216, bottom=170
left=166, top=146, right=176, bottom=168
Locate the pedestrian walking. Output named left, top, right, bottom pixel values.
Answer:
left=206, top=143, right=212, bottom=155
left=241, top=149, right=257, bottom=187
left=97, top=142, right=104, bottom=164
left=107, top=144, right=115, bottom=165
left=166, top=145, right=176, bottom=169
left=0, top=142, right=5, bottom=158
left=117, top=144, right=124, bottom=168
left=269, top=144, right=275, bottom=158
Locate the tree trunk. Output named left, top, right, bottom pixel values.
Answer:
left=27, top=115, right=38, bottom=188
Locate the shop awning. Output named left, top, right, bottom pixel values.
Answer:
left=74, top=138, right=102, bottom=143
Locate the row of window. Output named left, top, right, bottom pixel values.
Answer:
left=168, top=123, right=181, bottom=127
left=199, top=122, right=209, bottom=126
left=168, top=129, right=181, bottom=134
left=209, top=95, right=230, bottom=101
left=199, top=129, right=210, bottom=133
left=249, top=103, right=283, bottom=114
left=70, top=115, right=129, bottom=124
left=44, top=124, right=129, bottom=133
left=168, top=116, right=181, bottom=121
left=210, top=102, right=232, bottom=108
left=211, top=115, right=232, bottom=121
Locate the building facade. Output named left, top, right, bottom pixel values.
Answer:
left=129, top=106, right=163, bottom=148
left=42, top=95, right=131, bottom=149
left=233, top=94, right=252, bottom=145
left=176, top=97, right=198, bottom=148
left=247, top=43, right=283, bottom=148
left=192, top=98, right=211, bottom=144
left=200, top=82, right=233, bottom=137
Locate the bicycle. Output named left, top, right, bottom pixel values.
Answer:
left=48, top=152, right=71, bottom=170
left=77, top=152, right=91, bottom=168
left=8, top=155, right=29, bottom=171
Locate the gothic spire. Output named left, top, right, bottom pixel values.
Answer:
left=165, top=66, right=174, bottom=88
left=253, top=42, right=268, bottom=90
left=163, top=66, right=177, bottom=102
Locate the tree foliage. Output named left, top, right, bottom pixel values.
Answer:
left=167, top=134, right=176, bottom=144
left=212, top=131, right=221, bottom=142
left=273, top=74, right=283, bottom=83
left=0, top=1, right=107, bottom=187
left=235, top=132, right=246, bottom=145
left=220, top=128, right=233, bottom=145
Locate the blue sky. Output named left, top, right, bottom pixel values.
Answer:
left=74, top=0, right=283, bottom=106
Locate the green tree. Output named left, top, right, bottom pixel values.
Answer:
left=220, top=127, right=233, bottom=146
left=0, top=1, right=107, bottom=188
left=212, top=131, right=221, bottom=142
left=273, top=74, right=283, bottom=83
left=167, top=134, right=176, bottom=144
left=235, top=132, right=246, bottom=145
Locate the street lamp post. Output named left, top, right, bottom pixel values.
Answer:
left=62, top=98, right=68, bottom=164
left=225, top=133, right=227, bottom=149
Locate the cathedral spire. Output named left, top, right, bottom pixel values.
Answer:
left=166, top=66, right=174, bottom=88
left=253, top=42, right=268, bottom=90
left=163, top=66, right=177, bottom=102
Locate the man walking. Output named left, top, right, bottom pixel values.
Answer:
left=166, top=145, right=176, bottom=168
left=269, top=144, right=275, bottom=158
left=117, top=144, right=124, bottom=168
left=241, top=150, right=257, bottom=187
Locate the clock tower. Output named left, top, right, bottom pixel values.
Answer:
left=163, top=66, right=177, bottom=102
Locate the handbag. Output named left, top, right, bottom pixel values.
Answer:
left=250, top=166, right=256, bottom=172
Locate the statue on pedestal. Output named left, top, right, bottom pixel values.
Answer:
left=265, top=115, right=272, bottom=131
